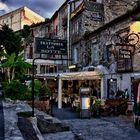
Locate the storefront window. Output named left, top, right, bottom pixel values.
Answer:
left=91, top=44, right=99, bottom=64
left=40, top=65, right=45, bottom=74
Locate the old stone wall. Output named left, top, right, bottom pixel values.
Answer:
left=70, top=0, right=139, bottom=67
left=85, top=10, right=140, bottom=71
left=103, top=0, right=138, bottom=24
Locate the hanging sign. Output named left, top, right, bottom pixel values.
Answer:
left=35, top=38, right=67, bottom=55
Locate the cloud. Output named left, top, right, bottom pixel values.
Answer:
left=2, top=0, right=65, bottom=18
left=0, top=1, right=9, bottom=12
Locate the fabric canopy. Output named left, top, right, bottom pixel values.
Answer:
left=59, top=71, right=102, bottom=80
left=36, top=71, right=102, bottom=80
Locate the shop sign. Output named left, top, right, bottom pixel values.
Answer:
left=80, top=87, right=91, bottom=93
left=117, top=58, right=132, bottom=72
left=90, top=12, right=103, bottom=21
left=117, top=49, right=132, bottom=72
left=35, top=38, right=67, bottom=55
left=85, top=2, right=104, bottom=21
left=119, top=49, right=131, bottom=59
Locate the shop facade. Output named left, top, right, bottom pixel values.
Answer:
left=36, top=69, right=106, bottom=108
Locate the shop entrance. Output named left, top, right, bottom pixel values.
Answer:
left=60, top=79, right=101, bottom=109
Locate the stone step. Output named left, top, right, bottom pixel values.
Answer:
left=37, top=115, right=70, bottom=134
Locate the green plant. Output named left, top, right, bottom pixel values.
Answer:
left=40, top=84, right=51, bottom=97
left=93, top=99, right=101, bottom=107
left=28, top=79, right=51, bottom=98
left=75, top=103, right=80, bottom=112
left=3, top=80, right=31, bottom=100
left=91, top=99, right=102, bottom=117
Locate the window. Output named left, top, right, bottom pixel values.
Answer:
left=106, top=44, right=112, bottom=62
left=107, top=79, right=117, bottom=99
left=91, top=44, right=99, bottom=64
left=73, top=47, right=78, bottom=63
left=40, top=65, right=45, bottom=74
left=72, top=18, right=82, bottom=35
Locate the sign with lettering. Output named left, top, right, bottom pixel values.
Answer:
left=35, top=38, right=67, bottom=55
left=80, top=87, right=91, bottom=93
left=119, top=49, right=131, bottom=59
left=117, top=49, right=132, bottom=72
left=117, top=58, right=132, bottom=72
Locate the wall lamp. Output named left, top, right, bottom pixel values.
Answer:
left=110, top=74, right=113, bottom=82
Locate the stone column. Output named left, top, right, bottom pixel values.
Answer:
left=101, top=77, right=104, bottom=99
left=58, top=77, right=62, bottom=109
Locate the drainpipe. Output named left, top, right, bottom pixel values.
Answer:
left=67, top=3, right=70, bottom=66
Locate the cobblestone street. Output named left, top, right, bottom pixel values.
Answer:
left=44, top=116, right=140, bottom=140
left=62, top=116, right=140, bottom=140
left=1, top=101, right=140, bottom=140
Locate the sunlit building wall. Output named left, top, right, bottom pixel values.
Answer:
left=0, top=6, right=45, bottom=32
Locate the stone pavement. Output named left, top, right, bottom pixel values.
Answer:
left=62, top=117, right=140, bottom=140
left=1, top=99, right=140, bottom=140
left=3, top=100, right=26, bottom=140
left=52, top=105, right=79, bottom=120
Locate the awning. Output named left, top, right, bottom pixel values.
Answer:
left=35, top=73, right=58, bottom=79
left=36, top=71, right=102, bottom=80
left=59, top=71, right=102, bottom=80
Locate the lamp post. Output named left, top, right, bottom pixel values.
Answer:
left=31, top=58, right=36, bottom=117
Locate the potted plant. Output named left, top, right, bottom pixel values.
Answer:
left=91, top=99, right=102, bottom=118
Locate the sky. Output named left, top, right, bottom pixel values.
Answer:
left=0, top=0, right=65, bottom=18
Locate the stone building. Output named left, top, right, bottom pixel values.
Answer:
left=32, top=0, right=140, bottom=108
left=27, top=20, right=68, bottom=75
left=83, top=4, right=140, bottom=99
left=70, top=0, right=138, bottom=67
left=24, top=1, right=70, bottom=76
